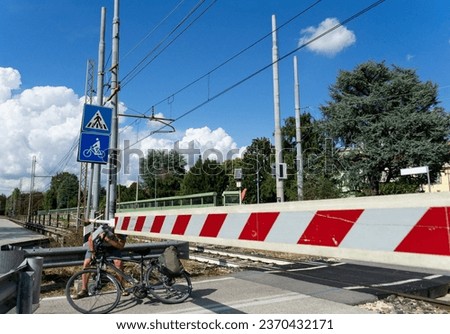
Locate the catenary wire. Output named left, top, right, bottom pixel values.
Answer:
left=119, top=0, right=322, bottom=140
left=122, top=0, right=187, bottom=61
left=115, top=0, right=321, bottom=136
left=147, top=0, right=323, bottom=113
left=120, top=0, right=216, bottom=88
left=126, top=0, right=387, bottom=149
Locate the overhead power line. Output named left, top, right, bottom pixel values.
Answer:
left=119, top=0, right=322, bottom=139
left=147, top=0, right=323, bottom=113
left=122, top=0, right=187, bottom=61
left=121, top=0, right=217, bottom=88
left=127, top=0, right=387, bottom=149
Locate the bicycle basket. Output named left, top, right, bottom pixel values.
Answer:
left=158, top=246, right=184, bottom=278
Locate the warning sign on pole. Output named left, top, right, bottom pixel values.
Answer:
left=81, top=104, right=112, bottom=135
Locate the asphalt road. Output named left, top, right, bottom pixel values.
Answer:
left=35, top=269, right=377, bottom=314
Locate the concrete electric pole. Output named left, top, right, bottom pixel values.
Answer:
left=271, top=15, right=284, bottom=202
left=293, top=56, right=303, bottom=200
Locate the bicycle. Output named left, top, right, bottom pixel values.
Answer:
left=65, top=246, right=192, bottom=314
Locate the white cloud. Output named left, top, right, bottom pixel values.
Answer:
left=0, top=67, right=21, bottom=102
left=0, top=73, right=83, bottom=194
left=179, top=127, right=238, bottom=159
left=299, top=18, right=356, bottom=57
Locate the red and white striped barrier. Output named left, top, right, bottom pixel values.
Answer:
left=115, top=192, right=450, bottom=270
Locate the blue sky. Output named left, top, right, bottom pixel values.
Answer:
left=0, top=0, right=449, bottom=195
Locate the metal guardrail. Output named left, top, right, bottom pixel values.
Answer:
left=0, top=241, right=189, bottom=313
left=0, top=251, right=43, bottom=314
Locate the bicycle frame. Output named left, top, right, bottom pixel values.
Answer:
left=66, top=248, right=192, bottom=313
left=92, top=251, right=151, bottom=288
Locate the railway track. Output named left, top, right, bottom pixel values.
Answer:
left=189, top=245, right=297, bottom=269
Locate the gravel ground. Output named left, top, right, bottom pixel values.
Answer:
left=358, top=295, right=449, bottom=314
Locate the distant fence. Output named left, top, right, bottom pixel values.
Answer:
left=117, top=192, right=219, bottom=212
left=35, top=207, right=81, bottom=228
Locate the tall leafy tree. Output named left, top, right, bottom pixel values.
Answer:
left=241, top=137, right=275, bottom=203
left=139, top=149, right=186, bottom=198
left=0, top=194, right=6, bottom=215
left=44, top=172, right=79, bottom=209
left=281, top=113, right=341, bottom=200
left=321, top=61, right=450, bottom=195
left=6, top=188, right=22, bottom=216
left=181, top=158, right=229, bottom=195
left=117, top=183, right=142, bottom=202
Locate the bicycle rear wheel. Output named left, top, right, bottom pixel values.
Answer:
left=145, top=265, right=192, bottom=304
left=66, top=268, right=121, bottom=314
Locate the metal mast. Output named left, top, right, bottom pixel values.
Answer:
left=91, top=6, right=107, bottom=219
left=76, top=59, right=95, bottom=229
left=271, top=15, right=284, bottom=202
left=106, top=0, right=120, bottom=220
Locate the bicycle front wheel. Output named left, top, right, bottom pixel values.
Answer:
left=66, top=268, right=121, bottom=314
left=145, top=265, right=192, bottom=304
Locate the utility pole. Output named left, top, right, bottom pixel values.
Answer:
left=27, top=156, right=36, bottom=222
left=106, top=0, right=120, bottom=220
left=271, top=15, right=284, bottom=202
left=91, top=6, right=107, bottom=219
left=293, top=56, right=303, bottom=200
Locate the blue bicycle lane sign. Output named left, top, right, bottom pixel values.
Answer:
left=77, top=133, right=110, bottom=164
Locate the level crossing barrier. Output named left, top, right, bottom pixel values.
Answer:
left=115, top=192, right=450, bottom=271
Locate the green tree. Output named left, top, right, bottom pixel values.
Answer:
left=117, top=182, right=142, bottom=203
left=181, top=158, right=229, bottom=195
left=6, top=188, right=22, bottom=216
left=241, top=137, right=275, bottom=204
left=321, top=61, right=450, bottom=195
left=281, top=113, right=341, bottom=200
left=0, top=194, right=6, bottom=215
left=44, top=172, right=79, bottom=209
left=139, top=149, right=186, bottom=198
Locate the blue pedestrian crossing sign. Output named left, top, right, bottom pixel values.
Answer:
left=81, top=104, right=112, bottom=134
left=78, top=132, right=110, bottom=164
